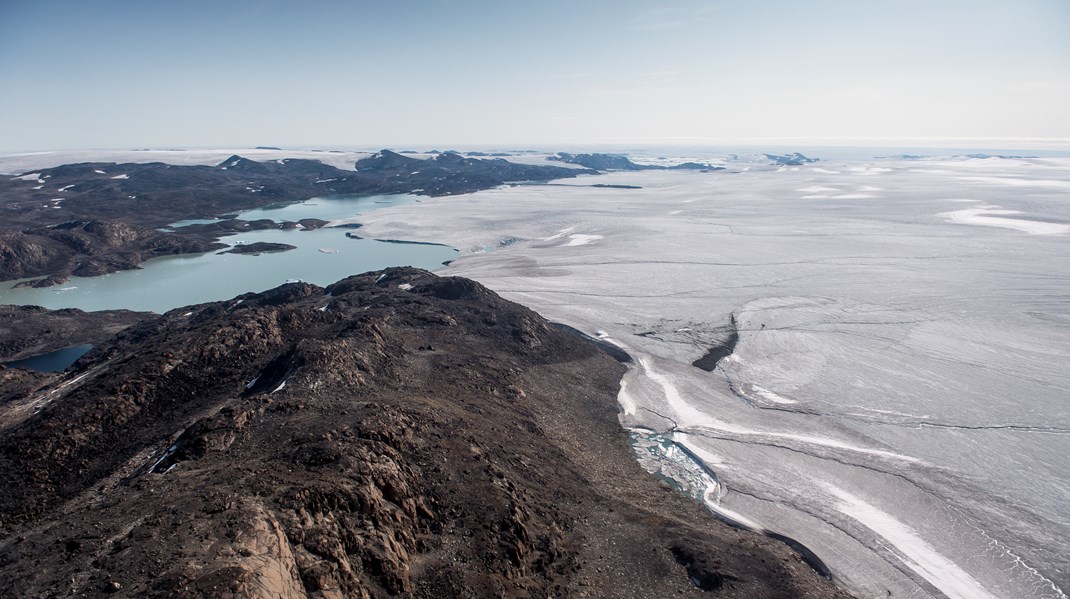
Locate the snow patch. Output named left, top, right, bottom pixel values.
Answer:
left=637, top=356, right=714, bottom=426
left=563, top=234, right=603, bottom=247
left=543, top=226, right=575, bottom=241
left=748, top=384, right=798, bottom=404
left=702, top=482, right=766, bottom=530
left=111, top=174, right=129, bottom=179
left=939, top=204, right=1069, bottom=235
left=957, top=176, right=1070, bottom=189
left=685, top=417, right=921, bottom=463
left=826, top=485, right=1000, bottom=599
left=849, top=166, right=892, bottom=175
left=617, top=377, right=637, bottom=416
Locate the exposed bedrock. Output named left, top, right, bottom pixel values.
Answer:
left=0, top=269, right=849, bottom=598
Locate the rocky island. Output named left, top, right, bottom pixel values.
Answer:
left=0, top=269, right=848, bottom=598
left=219, top=241, right=298, bottom=255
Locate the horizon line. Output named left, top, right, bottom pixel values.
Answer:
left=3, top=136, right=1070, bottom=156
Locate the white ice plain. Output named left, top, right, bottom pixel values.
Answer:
left=358, top=156, right=1070, bottom=599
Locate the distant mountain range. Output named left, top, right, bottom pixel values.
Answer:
left=549, top=152, right=724, bottom=171
left=763, top=153, right=819, bottom=166
left=0, top=151, right=718, bottom=285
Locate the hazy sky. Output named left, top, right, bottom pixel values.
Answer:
left=1, top=0, right=1068, bottom=151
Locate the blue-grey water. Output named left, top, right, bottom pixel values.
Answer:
left=3, top=343, right=94, bottom=372
left=0, top=194, right=456, bottom=313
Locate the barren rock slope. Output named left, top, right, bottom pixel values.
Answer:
left=0, top=268, right=849, bottom=598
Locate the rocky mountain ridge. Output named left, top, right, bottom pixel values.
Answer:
left=0, top=269, right=849, bottom=599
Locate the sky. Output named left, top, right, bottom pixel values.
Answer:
left=1, top=0, right=1068, bottom=152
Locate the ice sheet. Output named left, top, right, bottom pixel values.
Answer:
left=356, top=156, right=1070, bottom=598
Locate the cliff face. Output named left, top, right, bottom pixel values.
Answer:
left=0, top=269, right=849, bottom=599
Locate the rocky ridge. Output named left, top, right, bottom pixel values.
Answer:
left=0, top=304, right=149, bottom=362
left=0, top=269, right=849, bottom=599
left=549, top=152, right=723, bottom=171
left=0, top=220, right=224, bottom=282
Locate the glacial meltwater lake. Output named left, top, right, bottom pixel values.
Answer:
left=0, top=194, right=457, bottom=313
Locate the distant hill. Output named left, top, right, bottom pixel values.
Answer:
left=0, top=152, right=596, bottom=282
left=550, top=152, right=723, bottom=171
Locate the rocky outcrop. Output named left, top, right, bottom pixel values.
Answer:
left=12, top=273, right=69, bottom=288
left=550, top=152, right=722, bottom=172
left=0, top=269, right=850, bottom=599
left=0, top=220, right=225, bottom=282
left=219, top=242, right=297, bottom=255
left=764, top=153, right=819, bottom=166
left=353, top=150, right=594, bottom=196
left=550, top=152, right=646, bottom=171
left=670, top=161, right=725, bottom=171
left=0, top=304, right=150, bottom=362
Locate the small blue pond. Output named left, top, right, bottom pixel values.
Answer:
left=4, top=344, right=94, bottom=372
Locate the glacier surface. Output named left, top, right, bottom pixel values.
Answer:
left=357, top=155, right=1070, bottom=599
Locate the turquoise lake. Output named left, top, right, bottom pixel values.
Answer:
left=0, top=194, right=456, bottom=313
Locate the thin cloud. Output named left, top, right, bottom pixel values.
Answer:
left=630, top=3, right=724, bottom=31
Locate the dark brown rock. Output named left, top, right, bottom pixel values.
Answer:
left=0, top=220, right=224, bottom=282
left=12, top=274, right=68, bottom=289
left=0, top=155, right=599, bottom=282
left=219, top=242, right=297, bottom=255
left=0, top=269, right=851, bottom=599
left=0, top=305, right=150, bottom=362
